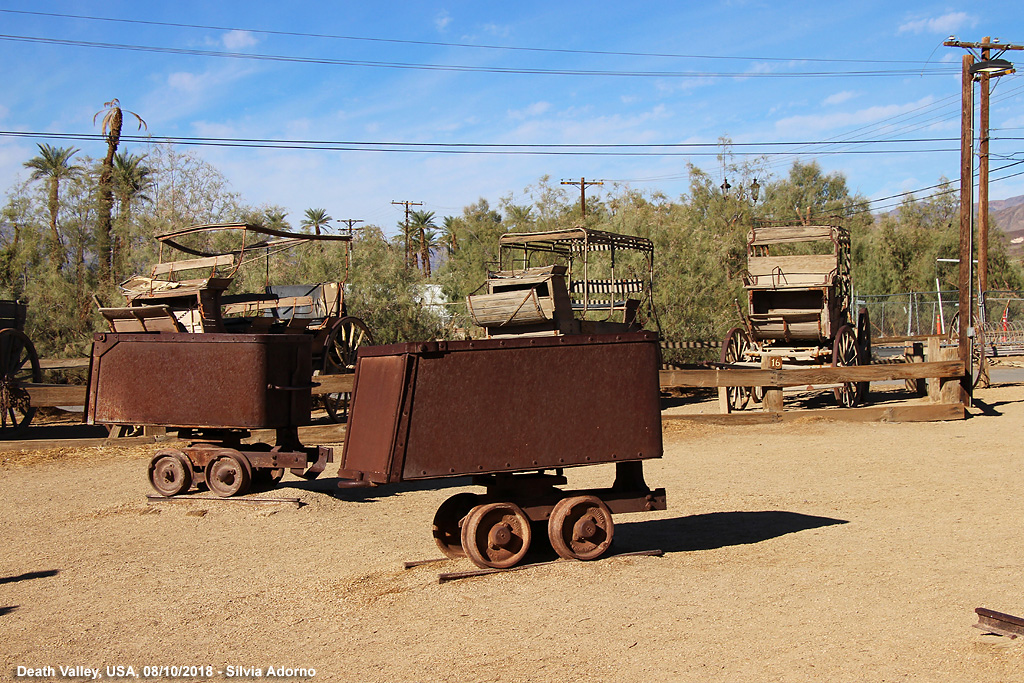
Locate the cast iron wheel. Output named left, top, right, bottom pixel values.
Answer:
left=720, top=327, right=753, bottom=412
left=0, top=328, right=41, bottom=436
left=148, top=449, right=193, bottom=497
left=204, top=452, right=252, bottom=497
left=856, top=308, right=872, bottom=402
left=320, top=316, right=374, bottom=422
left=432, top=492, right=480, bottom=559
left=547, top=495, right=615, bottom=561
left=460, top=502, right=532, bottom=569
left=831, top=324, right=860, bottom=408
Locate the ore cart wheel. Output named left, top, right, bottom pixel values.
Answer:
left=547, top=495, right=615, bottom=561
left=720, top=327, right=753, bottom=411
left=832, top=324, right=860, bottom=408
left=205, top=452, right=252, bottom=497
left=148, top=449, right=193, bottom=497
left=856, top=308, right=872, bottom=403
left=432, top=492, right=480, bottom=559
left=0, top=328, right=41, bottom=436
left=460, top=502, right=532, bottom=569
left=321, top=316, right=374, bottom=422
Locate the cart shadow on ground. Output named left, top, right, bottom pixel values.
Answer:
left=615, top=510, right=849, bottom=555
left=277, top=475, right=475, bottom=502
left=0, top=569, right=60, bottom=618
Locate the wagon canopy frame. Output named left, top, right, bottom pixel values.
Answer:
left=496, top=227, right=656, bottom=321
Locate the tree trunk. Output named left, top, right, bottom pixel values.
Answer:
left=419, top=226, right=430, bottom=278
left=47, top=178, right=65, bottom=269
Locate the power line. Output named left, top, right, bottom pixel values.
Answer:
left=0, top=33, right=961, bottom=79
left=0, top=8, right=951, bottom=66
left=2, top=130, right=1000, bottom=155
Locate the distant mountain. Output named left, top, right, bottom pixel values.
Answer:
left=991, top=195, right=1024, bottom=258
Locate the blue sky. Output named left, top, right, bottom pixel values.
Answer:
left=1, top=2, right=1022, bottom=233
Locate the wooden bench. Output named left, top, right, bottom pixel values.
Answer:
left=743, top=255, right=838, bottom=289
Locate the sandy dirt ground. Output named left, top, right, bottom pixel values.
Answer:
left=1, top=384, right=1023, bottom=683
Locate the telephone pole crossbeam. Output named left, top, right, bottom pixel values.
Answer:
left=560, top=177, right=604, bottom=219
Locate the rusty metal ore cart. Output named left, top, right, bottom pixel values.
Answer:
left=0, top=300, right=41, bottom=435
left=466, top=228, right=658, bottom=338
left=101, top=222, right=373, bottom=422
left=720, top=223, right=871, bottom=410
left=85, top=332, right=331, bottom=497
left=338, top=331, right=667, bottom=569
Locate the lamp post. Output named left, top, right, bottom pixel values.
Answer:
left=944, top=37, right=1019, bottom=400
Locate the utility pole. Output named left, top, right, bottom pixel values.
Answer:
left=391, top=200, right=423, bottom=269
left=944, top=37, right=1019, bottom=399
left=560, top=177, right=603, bottom=219
left=337, top=218, right=363, bottom=236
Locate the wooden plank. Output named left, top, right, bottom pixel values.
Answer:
left=39, top=357, right=90, bottom=370
left=873, top=334, right=944, bottom=345
left=664, top=402, right=965, bottom=425
left=151, top=254, right=235, bottom=276
left=312, top=374, right=355, bottom=395
left=749, top=224, right=835, bottom=245
left=928, top=336, right=942, bottom=402
left=761, top=354, right=784, bottom=413
left=26, top=383, right=87, bottom=408
left=659, top=360, right=964, bottom=389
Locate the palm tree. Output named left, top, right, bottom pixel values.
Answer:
left=113, top=151, right=154, bottom=278
left=23, top=143, right=82, bottom=269
left=263, top=209, right=289, bottom=230
left=440, top=215, right=459, bottom=256
left=94, top=98, right=147, bottom=283
left=301, top=208, right=332, bottom=235
left=409, top=210, right=437, bottom=277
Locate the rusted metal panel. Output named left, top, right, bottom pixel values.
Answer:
left=86, top=332, right=312, bottom=429
left=341, top=331, right=663, bottom=484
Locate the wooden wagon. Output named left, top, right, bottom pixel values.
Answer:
left=465, top=227, right=658, bottom=338
left=99, top=223, right=373, bottom=422
left=0, top=300, right=41, bottom=435
left=720, top=222, right=871, bottom=410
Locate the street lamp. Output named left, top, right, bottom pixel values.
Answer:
left=969, top=57, right=1015, bottom=76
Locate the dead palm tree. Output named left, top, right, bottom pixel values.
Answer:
left=301, top=208, right=332, bottom=235
left=94, top=98, right=147, bottom=283
left=23, top=143, right=82, bottom=269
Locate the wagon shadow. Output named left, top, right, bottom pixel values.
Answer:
left=0, top=606, right=17, bottom=616
left=616, top=510, right=848, bottom=553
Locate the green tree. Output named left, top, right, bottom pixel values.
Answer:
left=94, top=99, right=147, bottom=283
left=112, top=152, right=154, bottom=280
left=23, top=143, right=82, bottom=269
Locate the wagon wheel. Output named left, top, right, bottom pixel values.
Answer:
left=432, top=492, right=480, bottom=559
left=0, top=328, right=41, bottom=436
left=320, top=316, right=374, bottom=423
left=720, top=327, right=753, bottom=412
left=856, top=308, right=872, bottom=403
left=460, top=502, right=532, bottom=569
left=547, top=495, right=615, bottom=561
left=831, top=324, right=860, bottom=408
left=204, top=451, right=252, bottom=497
left=946, top=312, right=988, bottom=388
left=148, top=449, right=193, bottom=497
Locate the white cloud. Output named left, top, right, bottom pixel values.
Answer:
left=222, top=30, right=259, bottom=50
left=774, top=97, right=936, bottom=135
left=435, top=12, right=452, bottom=32
left=823, top=91, right=858, bottom=106
left=167, top=72, right=205, bottom=95
left=897, top=11, right=976, bottom=35
left=508, top=101, right=552, bottom=120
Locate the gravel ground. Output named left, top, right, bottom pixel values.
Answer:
left=1, top=385, right=1023, bottom=682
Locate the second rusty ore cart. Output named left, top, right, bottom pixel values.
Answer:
left=85, top=332, right=331, bottom=496
left=337, top=330, right=666, bottom=568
